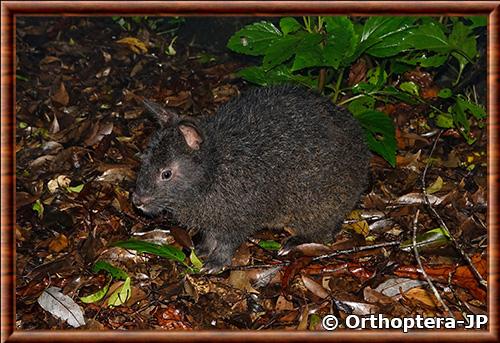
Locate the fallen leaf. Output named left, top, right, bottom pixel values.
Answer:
left=404, top=287, right=439, bottom=308
left=16, top=191, right=40, bottom=208
left=363, top=286, right=394, bottom=304
left=294, top=243, right=332, bottom=257
left=49, top=114, right=60, bottom=134
left=37, top=287, right=85, bottom=327
left=334, top=299, right=380, bottom=316
left=96, top=166, right=135, bottom=183
left=375, top=278, right=426, bottom=297
left=394, top=254, right=487, bottom=301
left=52, top=82, right=69, bottom=106
left=48, top=234, right=69, bottom=253
left=106, top=277, right=132, bottom=307
left=228, top=270, right=258, bottom=293
left=426, top=176, right=444, bottom=194
left=116, top=37, right=148, bottom=54
left=83, top=121, right=113, bottom=147
left=301, top=275, right=329, bottom=299
left=296, top=304, right=310, bottom=330
left=155, top=305, right=192, bottom=330
left=348, top=58, right=367, bottom=86
left=393, top=192, right=443, bottom=206
left=276, top=295, right=294, bottom=311
left=343, top=210, right=369, bottom=237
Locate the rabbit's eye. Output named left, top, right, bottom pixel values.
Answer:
left=161, top=169, right=172, bottom=181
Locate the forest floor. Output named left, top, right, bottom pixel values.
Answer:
left=15, top=17, right=487, bottom=330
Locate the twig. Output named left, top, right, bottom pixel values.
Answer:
left=228, top=262, right=289, bottom=271
left=228, top=241, right=401, bottom=270
left=312, top=241, right=401, bottom=262
left=412, top=209, right=454, bottom=318
left=421, top=130, right=487, bottom=288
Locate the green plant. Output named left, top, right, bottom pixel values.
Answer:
left=227, top=16, right=486, bottom=166
left=112, top=16, right=185, bottom=35
left=79, top=240, right=202, bottom=306
left=79, top=260, right=131, bottom=307
left=113, top=239, right=201, bottom=272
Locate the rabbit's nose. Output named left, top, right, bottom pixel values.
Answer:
left=131, top=192, right=152, bottom=210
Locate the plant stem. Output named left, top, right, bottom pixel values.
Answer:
left=317, top=16, right=324, bottom=32
left=337, top=94, right=365, bottom=106
left=331, top=68, right=345, bottom=103
left=318, top=69, right=327, bottom=93
left=303, top=16, right=312, bottom=33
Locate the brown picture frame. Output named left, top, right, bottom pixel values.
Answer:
left=1, top=1, right=499, bottom=342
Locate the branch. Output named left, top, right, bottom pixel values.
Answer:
left=421, top=130, right=487, bottom=288
left=412, top=209, right=454, bottom=318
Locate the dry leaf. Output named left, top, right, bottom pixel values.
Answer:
left=116, top=37, right=148, bottom=54
left=375, top=278, right=426, bottom=297
left=48, top=234, right=69, bottom=253
left=301, top=275, right=329, bottom=299
left=426, top=176, right=444, bottom=194
left=343, top=210, right=369, bottom=237
left=52, top=82, right=69, bottom=106
left=228, top=270, right=258, bottom=293
left=37, top=287, right=85, bottom=327
left=404, top=287, right=438, bottom=308
left=276, top=295, right=294, bottom=311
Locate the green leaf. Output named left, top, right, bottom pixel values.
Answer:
left=452, top=98, right=470, bottom=131
left=451, top=99, right=476, bottom=144
left=107, top=277, right=131, bottom=307
left=112, top=240, right=186, bottom=263
left=438, top=88, right=453, bottom=99
left=366, top=66, right=387, bottom=88
left=353, top=16, right=416, bottom=60
left=323, top=16, right=357, bottom=68
left=449, top=21, right=476, bottom=82
left=347, top=95, right=375, bottom=116
left=355, top=110, right=397, bottom=167
left=399, top=81, right=420, bottom=97
left=351, top=82, right=377, bottom=95
left=227, top=21, right=282, bottom=56
left=165, top=36, right=177, bottom=56
left=189, top=249, right=203, bottom=270
left=92, top=260, right=129, bottom=280
left=66, top=184, right=84, bottom=193
left=466, top=16, right=487, bottom=29
left=456, top=96, right=486, bottom=120
left=263, top=35, right=302, bottom=71
left=80, top=279, right=111, bottom=304
left=16, top=75, right=29, bottom=82
left=403, top=22, right=450, bottom=53
left=280, top=17, right=302, bottom=35
left=400, top=227, right=451, bottom=252
left=435, top=113, right=454, bottom=128
left=258, top=240, right=282, bottom=251
left=399, top=54, right=448, bottom=68
left=290, top=33, right=324, bottom=71
left=237, top=66, right=271, bottom=86
left=365, top=20, right=417, bottom=57
left=291, top=43, right=324, bottom=71
left=390, top=61, right=414, bottom=75
left=32, top=199, right=44, bottom=218
left=309, top=314, right=322, bottom=330
left=238, top=65, right=316, bottom=88
left=379, top=86, right=419, bottom=105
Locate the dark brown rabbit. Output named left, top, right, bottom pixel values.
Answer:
left=133, top=85, right=370, bottom=272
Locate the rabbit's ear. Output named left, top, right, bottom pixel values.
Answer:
left=143, top=99, right=179, bottom=127
left=178, top=121, right=203, bottom=150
